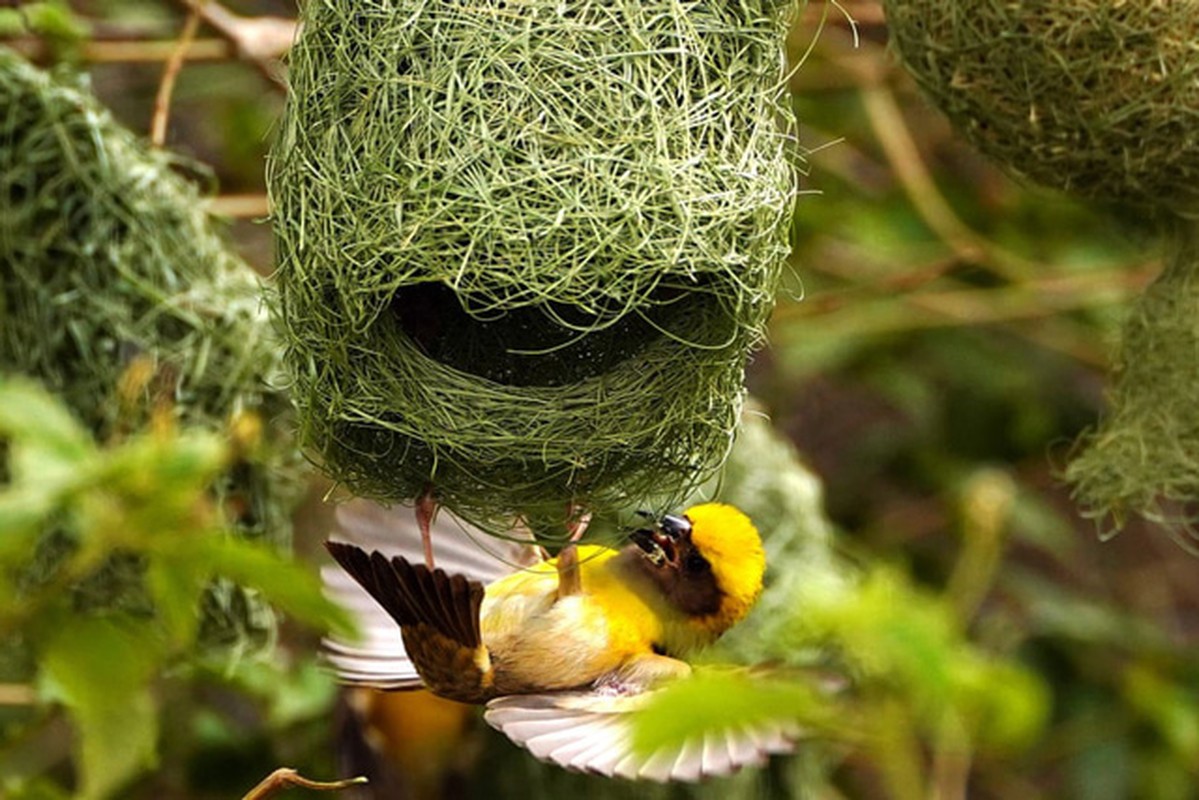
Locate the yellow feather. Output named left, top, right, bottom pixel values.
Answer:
left=683, top=503, right=766, bottom=634
left=479, top=546, right=665, bottom=692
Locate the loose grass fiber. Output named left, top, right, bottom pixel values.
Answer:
left=0, top=50, right=299, bottom=648
left=1067, top=220, right=1199, bottom=547
left=270, top=0, right=798, bottom=536
left=884, top=0, right=1199, bottom=209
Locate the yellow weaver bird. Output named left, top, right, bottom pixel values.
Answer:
left=323, top=500, right=798, bottom=781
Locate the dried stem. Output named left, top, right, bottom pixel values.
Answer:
left=860, top=83, right=1037, bottom=282
left=150, top=1, right=203, bottom=147
left=172, top=0, right=295, bottom=88
left=0, top=684, right=37, bottom=705
left=4, top=38, right=233, bottom=63
left=241, top=769, right=367, bottom=800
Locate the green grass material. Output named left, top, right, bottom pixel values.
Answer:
left=269, top=0, right=800, bottom=538
left=0, top=50, right=300, bottom=647
left=1067, top=219, right=1199, bottom=545
left=885, top=0, right=1199, bottom=209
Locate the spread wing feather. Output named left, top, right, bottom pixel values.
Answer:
left=321, top=500, right=537, bottom=689
left=325, top=543, right=485, bottom=649
left=484, top=690, right=798, bottom=782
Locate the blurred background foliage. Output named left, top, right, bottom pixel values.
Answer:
left=2, top=0, right=1199, bottom=798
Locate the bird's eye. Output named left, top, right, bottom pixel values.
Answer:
left=684, top=552, right=710, bottom=574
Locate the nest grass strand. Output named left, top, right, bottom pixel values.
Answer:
left=1066, top=220, right=1199, bottom=544
left=271, top=0, right=799, bottom=536
left=0, top=51, right=299, bottom=648
left=884, top=0, right=1199, bottom=209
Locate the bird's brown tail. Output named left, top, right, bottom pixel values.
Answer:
left=325, top=542, right=495, bottom=703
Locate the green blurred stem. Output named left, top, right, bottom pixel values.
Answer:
left=930, top=716, right=972, bottom=800
left=873, top=699, right=927, bottom=800
left=947, top=470, right=1015, bottom=624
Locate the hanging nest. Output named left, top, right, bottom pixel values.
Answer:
left=270, top=0, right=798, bottom=536
left=1066, top=220, right=1199, bottom=545
left=884, top=0, right=1199, bottom=209
left=0, top=51, right=300, bottom=649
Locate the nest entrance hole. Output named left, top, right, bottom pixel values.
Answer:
left=389, top=282, right=723, bottom=387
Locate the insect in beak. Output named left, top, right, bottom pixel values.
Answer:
left=630, top=514, right=688, bottom=568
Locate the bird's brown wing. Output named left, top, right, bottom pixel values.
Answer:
left=322, top=500, right=538, bottom=691
left=326, top=542, right=498, bottom=702
left=484, top=689, right=799, bottom=781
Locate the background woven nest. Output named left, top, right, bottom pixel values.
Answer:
left=270, top=0, right=798, bottom=538
left=1066, top=219, right=1199, bottom=544
left=884, top=0, right=1199, bottom=209
left=0, top=51, right=300, bottom=648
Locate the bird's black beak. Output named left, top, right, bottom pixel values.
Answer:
left=630, top=514, right=689, bottom=568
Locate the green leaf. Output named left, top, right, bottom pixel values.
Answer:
left=145, top=559, right=207, bottom=648
left=632, top=669, right=836, bottom=755
left=0, top=489, right=57, bottom=544
left=215, top=659, right=338, bottom=728
left=0, top=379, right=92, bottom=467
left=37, top=616, right=163, bottom=800
left=1, top=776, right=74, bottom=800
left=158, top=537, right=354, bottom=639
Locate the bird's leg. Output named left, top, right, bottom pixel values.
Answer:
left=593, top=653, right=692, bottom=696
left=416, top=484, right=438, bottom=570
left=556, top=504, right=591, bottom=599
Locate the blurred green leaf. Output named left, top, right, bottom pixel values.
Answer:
left=1, top=776, right=74, bottom=800
left=0, top=2, right=88, bottom=41
left=0, top=378, right=94, bottom=491
left=159, top=537, right=354, bottom=639
left=1124, top=665, right=1199, bottom=762
left=37, top=616, right=162, bottom=800
left=215, top=659, right=339, bottom=729
left=633, top=669, right=837, bottom=755
left=145, top=558, right=206, bottom=648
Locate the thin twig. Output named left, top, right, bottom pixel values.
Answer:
left=0, top=684, right=37, bottom=705
left=241, top=769, right=366, bottom=800
left=150, top=1, right=203, bottom=147
left=860, top=83, right=1038, bottom=281
left=208, top=194, right=271, bottom=218
left=4, top=38, right=233, bottom=63
left=172, top=0, right=295, bottom=88
left=777, top=260, right=1157, bottom=326
left=929, top=718, right=972, bottom=800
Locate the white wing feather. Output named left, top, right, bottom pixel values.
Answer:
left=484, top=690, right=798, bottom=782
left=321, top=499, right=538, bottom=689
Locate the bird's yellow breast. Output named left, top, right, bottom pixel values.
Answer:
left=478, top=546, right=665, bottom=693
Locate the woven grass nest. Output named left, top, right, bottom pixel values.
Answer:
left=270, top=0, right=798, bottom=536
left=884, top=0, right=1199, bottom=208
left=1065, top=219, right=1199, bottom=543
left=0, top=51, right=299, bottom=646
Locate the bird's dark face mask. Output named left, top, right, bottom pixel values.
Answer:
left=628, top=513, right=721, bottom=617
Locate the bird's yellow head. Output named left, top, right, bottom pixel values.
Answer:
left=684, top=502, right=765, bottom=627
left=629, top=502, right=765, bottom=641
